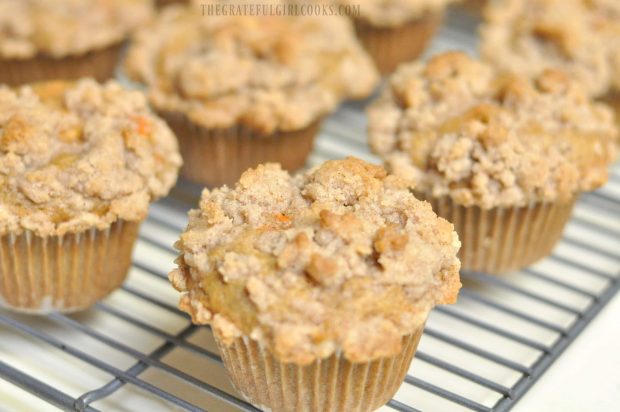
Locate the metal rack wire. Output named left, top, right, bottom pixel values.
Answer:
left=1, top=8, right=620, bottom=412
left=1, top=109, right=619, bottom=412
left=1, top=159, right=619, bottom=412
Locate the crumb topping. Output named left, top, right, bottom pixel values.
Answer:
left=337, top=0, right=458, bottom=27
left=368, top=52, right=617, bottom=209
left=0, top=0, right=153, bottom=59
left=0, top=79, right=182, bottom=237
left=124, top=5, right=379, bottom=133
left=480, top=0, right=620, bottom=97
left=170, top=157, right=461, bottom=364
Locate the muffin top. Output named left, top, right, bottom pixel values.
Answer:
left=0, top=0, right=154, bottom=59
left=337, top=0, right=456, bottom=27
left=124, top=5, right=379, bottom=134
left=0, top=79, right=182, bottom=237
left=169, top=157, right=461, bottom=364
left=368, top=52, right=617, bottom=209
left=480, top=0, right=620, bottom=97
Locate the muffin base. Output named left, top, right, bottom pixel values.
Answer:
left=217, top=327, right=424, bottom=412
left=420, top=195, right=577, bottom=274
left=599, top=92, right=620, bottom=159
left=0, top=43, right=122, bottom=87
left=160, top=111, right=320, bottom=187
left=156, top=0, right=188, bottom=7
left=600, top=92, right=620, bottom=135
left=0, top=219, right=140, bottom=314
left=353, top=12, right=443, bottom=75
left=457, top=0, right=488, bottom=14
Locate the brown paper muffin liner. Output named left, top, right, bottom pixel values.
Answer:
left=160, top=111, right=320, bottom=187
left=600, top=92, right=620, bottom=154
left=0, top=42, right=122, bottom=87
left=419, top=194, right=577, bottom=274
left=216, top=326, right=425, bottom=412
left=353, top=12, right=443, bottom=75
left=156, top=0, right=188, bottom=7
left=457, top=0, right=488, bottom=14
left=0, top=219, right=140, bottom=314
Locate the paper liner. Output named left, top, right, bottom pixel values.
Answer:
left=0, top=42, right=122, bottom=87
left=0, top=219, right=140, bottom=314
left=419, top=194, right=577, bottom=274
left=160, top=111, right=320, bottom=187
left=600, top=92, right=620, bottom=156
left=156, top=0, right=188, bottom=7
left=456, top=0, right=488, bottom=13
left=353, top=12, right=443, bottom=75
left=600, top=92, right=620, bottom=121
left=216, top=326, right=425, bottom=412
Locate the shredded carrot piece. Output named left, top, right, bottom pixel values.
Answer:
left=133, top=115, right=151, bottom=136
left=275, top=213, right=291, bottom=223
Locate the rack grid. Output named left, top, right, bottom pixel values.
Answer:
left=1, top=8, right=620, bottom=412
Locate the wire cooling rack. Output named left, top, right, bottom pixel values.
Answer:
left=1, top=8, right=620, bottom=412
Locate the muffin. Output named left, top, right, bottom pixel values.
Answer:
left=124, top=6, right=379, bottom=187
left=0, top=79, right=181, bottom=313
left=0, top=0, right=154, bottom=86
left=336, top=0, right=457, bottom=74
left=368, top=52, right=617, bottom=274
left=480, top=0, right=620, bottom=127
left=169, top=157, right=461, bottom=412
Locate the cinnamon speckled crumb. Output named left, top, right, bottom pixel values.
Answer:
left=480, top=0, right=620, bottom=97
left=124, top=5, right=379, bottom=134
left=170, top=157, right=461, bottom=364
left=0, top=79, right=181, bottom=237
left=368, top=52, right=617, bottom=209
left=0, top=0, right=153, bottom=59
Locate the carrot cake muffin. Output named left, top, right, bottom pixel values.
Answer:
left=169, top=157, right=461, bottom=411
left=480, top=0, right=620, bottom=124
left=124, top=5, right=379, bottom=187
left=0, top=0, right=154, bottom=86
left=368, top=52, right=617, bottom=273
left=336, top=0, right=458, bottom=74
left=0, top=79, right=181, bottom=313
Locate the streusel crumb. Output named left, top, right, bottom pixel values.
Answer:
left=170, top=157, right=461, bottom=364
left=368, top=52, right=617, bottom=209
left=124, top=4, right=379, bottom=133
left=0, top=0, right=153, bottom=59
left=480, top=0, right=620, bottom=97
left=0, top=79, right=181, bottom=236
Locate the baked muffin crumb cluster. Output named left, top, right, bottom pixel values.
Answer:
left=0, top=0, right=153, bottom=59
left=369, top=52, right=617, bottom=209
left=125, top=7, right=379, bottom=133
left=481, top=0, right=620, bottom=97
left=0, top=79, right=181, bottom=236
left=170, top=157, right=461, bottom=364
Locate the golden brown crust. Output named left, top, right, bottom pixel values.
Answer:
left=0, top=0, right=153, bottom=59
left=368, top=52, right=618, bottom=209
left=480, top=0, right=620, bottom=97
left=124, top=5, right=379, bottom=134
left=170, top=157, right=461, bottom=364
left=0, top=79, right=181, bottom=237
